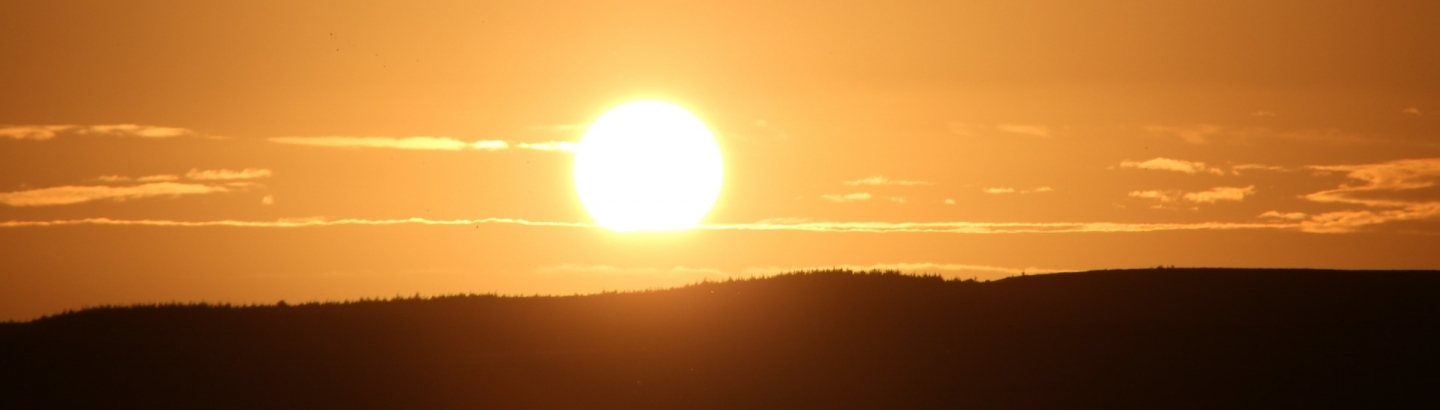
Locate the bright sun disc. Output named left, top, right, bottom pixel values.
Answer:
left=573, top=101, right=724, bottom=232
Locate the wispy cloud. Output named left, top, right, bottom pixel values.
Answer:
left=1297, top=158, right=1440, bottom=232
left=1184, top=186, right=1256, bottom=204
left=1, top=124, right=206, bottom=140
left=702, top=219, right=1293, bottom=234
left=0, top=125, right=74, bottom=140
left=84, top=124, right=194, bottom=138
left=1259, top=211, right=1308, bottom=221
left=985, top=186, right=1051, bottom=194
left=1129, top=186, right=1255, bottom=207
left=1231, top=164, right=1289, bottom=174
left=843, top=176, right=934, bottom=186
left=1403, top=107, right=1423, bottom=116
left=270, top=136, right=577, bottom=152
left=1253, top=111, right=1277, bottom=117
left=1119, top=157, right=1224, bottom=175
left=821, top=193, right=872, bottom=203
left=0, top=217, right=590, bottom=229
left=185, top=168, right=272, bottom=181
left=97, top=174, right=181, bottom=183
left=1, top=217, right=1297, bottom=234
left=269, top=136, right=509, bottom=151
left=0, top=183, right=229, bottom=207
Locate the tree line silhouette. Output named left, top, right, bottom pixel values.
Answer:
left=2, top=268, right=1438, bottom=409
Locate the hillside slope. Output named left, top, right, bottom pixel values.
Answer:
left=3, top=268, right=1439, bottom=409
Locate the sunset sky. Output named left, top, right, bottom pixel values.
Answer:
left=3, top=0, right=1438, bottom=321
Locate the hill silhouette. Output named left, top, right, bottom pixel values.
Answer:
left=3, top=268, right=1439, bottom=409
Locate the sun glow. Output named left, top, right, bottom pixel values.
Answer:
left=573, top=101, right=724, bottom=232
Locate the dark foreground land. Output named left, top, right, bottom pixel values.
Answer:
left=3, top=268, right=1439, bottom=409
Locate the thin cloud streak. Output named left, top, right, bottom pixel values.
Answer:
left=1119, top=157, right=1223, bottom=175
left=0, top=217, right=1299, bottom=234
left=269, top=136, right=509, bottom=151
left=185, top=168, right=273, bottom=181
left=0, top=217, right=592, bottom=229
left=843, top=176, right=934, bottom=186
left=700, top=220, right=1294, bottom=234
left=1297, top=158, right=1440, bottom=233
left=270, top=136, right=576, bottom=152
left=821, top=193, right=873, bottom=202
left=1, top=124, right=206, bottom=140
left=0, top=183, right=229, bottom=207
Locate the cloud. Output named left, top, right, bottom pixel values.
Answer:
left=1184, top=186, right=1256, bottom=204
left=985, top=187, right=1051, bottom=194
left=516, top=141, right=578, bottom=152
left=1119, top=157, right=1224, bottom=175
left=994, top=124, right=1051, bottom=138
left=185, top=168, right=272, bottom=181
left=0, top=217, right=1298, bottom=234
left=0, top=125, right=75, bottom=140
left=1253, top=111, right=1277, bottom=117
left=269, top=136, right=579, bottom=153
left=98, top=174, right=179, bottom=183
left=821, top=193, right=872, bottom=202
left=886, top=196, right=907, bottom=203
left=83, top=124, right=194, bottom=138
left=2, top=124, right=206, bottom=140
left=1259, top=211, right=1308, bottom=221
left=1403, top=107, right=1423, bottom=116
left=1296, top=158, right=1440, bottom=232
left=944, top=198, right=956, bottom=205
left=261, top=195, right=275, bottom=205
left=843, top=176, right=935, bottom=186
left=0, top=217, right=591, bottom=229
left=0, top=183, right=229, bottom=207
left=1145, top=124, right=1222, bottom=144
left=1231, top=164, right=1289, bottom=174
left=701, top=219, right=1294, bottom=234
left=1306, top=159, right=1440, bottom=208
left=269, top=136, right=510, bottom=151
left=1129, top=186, right=1255, bottom=206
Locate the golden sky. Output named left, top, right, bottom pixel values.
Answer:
left=2, top=0, right=1438, bottom=320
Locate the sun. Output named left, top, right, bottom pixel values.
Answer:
left=572, top=101, right=724, bottom=232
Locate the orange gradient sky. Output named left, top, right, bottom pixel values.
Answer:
left=2, top=0, right=1438, bottom=320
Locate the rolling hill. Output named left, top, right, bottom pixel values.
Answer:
left=3, top=268, right=1438, bottom=409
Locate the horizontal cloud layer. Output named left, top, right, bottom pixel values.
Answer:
left=843, top=176, right=934, bottom=186
left=0, top=183, right=228, bottom=207
left=1119, top=157, right=1223, bottom=175
left=269, top=136, right=575, bottom=152
left=0, top=216, right=1300, bottom=234
left=0, top=124, right=203, bottom=140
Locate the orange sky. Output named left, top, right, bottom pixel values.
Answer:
left=2, top=0, right=1438, bottom=321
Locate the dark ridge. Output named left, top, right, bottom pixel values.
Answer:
left=2, top=268, right=1438, bottom=409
